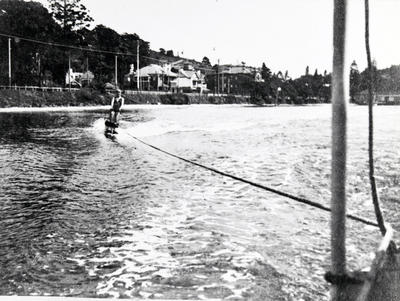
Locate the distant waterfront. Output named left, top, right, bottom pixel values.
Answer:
left=0, top=89, right=251, bottom=108
left=0, top=88, right=335, bottom=110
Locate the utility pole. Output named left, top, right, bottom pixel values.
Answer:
left=137, top=41, right=140, bottom=91
left=37, top=53, right=41, bottom=87
left=221, top=69, right=224, bottom=94
left=68, top=54, right=71, bottom=91
left=8, top=38, right=11, bottom=87
left=86, top=57, right=89, bottom=86
left=276, top=87, right=281, bottom=106
left=115, top=55, right=118, bottom=88
left=217, top=59, right=220, bottom=95
left=38, top=56, right=41, bottom=86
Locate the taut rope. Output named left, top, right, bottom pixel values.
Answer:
left=125, top=132, right=378, bottom=228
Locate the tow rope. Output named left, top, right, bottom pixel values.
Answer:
left=365, top=0, right=387, bottom=236
left=125, top=132, right=378, bottom=228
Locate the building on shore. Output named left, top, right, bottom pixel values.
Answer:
left=125, top=64, right=178, bottom=91
left=65, top=69, right=94, bottom=87
left=124, top=61, right=208, bottom=93
left=170, top=69, right=207, bottom=93
left=354, top=90, right=400, bottom=105
left=206, top=64, right=262, bottom=95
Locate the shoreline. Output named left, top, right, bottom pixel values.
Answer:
left=0, top=103, right=333, bottom=113
left=0, top=103, right=246, bottom=113
left=0, top=89, right=337, bottom=111
left=0, top=89, right=252, bottom=109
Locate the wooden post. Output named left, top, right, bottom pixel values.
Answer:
left=8, top=38, right=11, bottom=87
left=276, top=87, right=281, bottom=106
left=217, top=59, right=220, bottom=95
left=68, top=54, right=71, bottom=92
left=115, top=55, right=118, bottom=88
left=137, top=41, right=140, bottom=91
left=86, top=57, right=89, bottom=86
left=331, top=0, right=348, bottom=300
left=221, top=71, right=224, bottom=94
left=38, top=55, right=41, bottom=87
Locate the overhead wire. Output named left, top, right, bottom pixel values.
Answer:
left=0, top=32, right=216, bottom=71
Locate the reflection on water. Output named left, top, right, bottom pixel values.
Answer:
left=0, top=105, right=399, bottom=300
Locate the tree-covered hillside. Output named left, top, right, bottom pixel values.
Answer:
left=0, top=0, right=151, bottom=87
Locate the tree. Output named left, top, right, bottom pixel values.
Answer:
left=249, top=81, right=270, bottom=104
left=259, top=63, right=272, bottom=99
left=202, top=56, right=211, bottom=66
left=166, top=50, right=174, bottom=56
left=0, top=0, right=64, bottom=85
left=261, top=63, right=271, bottom=81
left=305, top=65, right=309, bottom=76
left=82, top=27, right=150, bottom=88
left=282, top=80, right=298, bottom=104
left=83, top=25, right=121, bottom=85
left=159, top=48, right=165, bottom=55
left=349, top=60, right=360, bottom=101
left=284, top=70, right=289, bottom=80
left=47, top=0, right=93, bottom=32
left=119, top=33, right=150, bottom=86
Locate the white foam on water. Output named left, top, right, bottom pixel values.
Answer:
left=78, top=191, right=262, bottom=299
left=128, top=121, right=256, bottom=138
left=90, top=118, right=138, bottom=149
left=84, top=211, right=183, bottom=298
left=68, top=258, right=86, bottom=266
left=221, top=269, right=253, bottom=283
left=123, top=112, right=257, bottom=138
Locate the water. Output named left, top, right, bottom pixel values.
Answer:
left=0, top=104, right=399, bottom=300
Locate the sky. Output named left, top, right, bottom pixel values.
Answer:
left=35, top=0, right=400, bottom=77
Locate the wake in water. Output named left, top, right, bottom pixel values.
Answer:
left=87, top=115, right=289, bottom=299
left=91, top=118, right=135, bottom=147
left=129, top=119, right=257, bottom=138
left=2, top=106, right=396, bottom=299
left=86, top=105, right=399, bottom=300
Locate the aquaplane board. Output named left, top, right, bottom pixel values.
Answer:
left=104, top=119, right=119, bottom=138
left=105, top=119, right=119, bottom=128
left=104, top=129, right=117, bottom=139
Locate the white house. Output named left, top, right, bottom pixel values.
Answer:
left=126, top=64, right=178, bottom=90
left=65, top=69, right=94, bottom=87
left=170, top=69, right=207, bottom=93
left=125, top=61, right=208, bottom=93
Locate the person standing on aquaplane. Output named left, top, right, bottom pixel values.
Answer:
left=109, top=89, right=124, bottom=129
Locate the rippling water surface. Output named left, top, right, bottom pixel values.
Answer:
left=0, top=104, right=399, bottom=300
